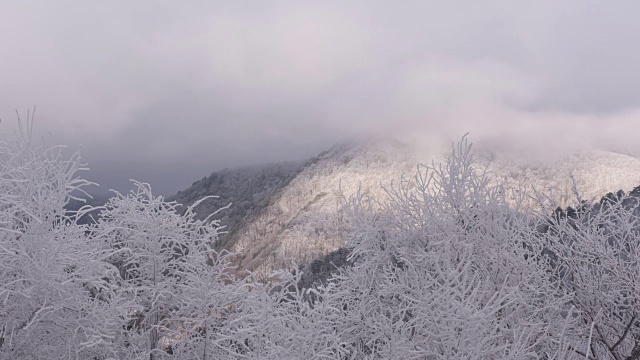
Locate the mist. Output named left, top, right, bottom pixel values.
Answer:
left=2, top=1, right=640, bottom=195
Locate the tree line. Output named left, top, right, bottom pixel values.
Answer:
left=1, top=131, right=639, bottom=359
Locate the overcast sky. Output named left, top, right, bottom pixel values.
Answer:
left=2, top=1, right=640, bottom=195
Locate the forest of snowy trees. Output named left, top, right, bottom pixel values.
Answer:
left=2, top=128, right=640, bottom=360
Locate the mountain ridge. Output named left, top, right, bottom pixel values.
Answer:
left=171, top=139, right=640, bottom=277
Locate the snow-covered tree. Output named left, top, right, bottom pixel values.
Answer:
left=0, top=123, right=125, bottom=359
left=5, top=119, right=640, bottom=360
left=320, top=136, right=575, bottom=359
left=166, top=249, right=254, bottom=359
left=538, top=187, right=640, bottom=359
left=94, top=182, right=225, bottom=359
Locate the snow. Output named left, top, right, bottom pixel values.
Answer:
left=215, top=139, right=640, bottom=277
left=5, top=131, right=640, bottom=359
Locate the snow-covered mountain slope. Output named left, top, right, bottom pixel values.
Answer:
left=223, top=140, right=428, bottom=277
left=487, top=150, right=640, bottom=209
left=172, top=140, right=640, bottom=277
left=167, top=160, right=305, bottom=247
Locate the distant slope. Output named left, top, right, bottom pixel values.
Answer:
left=488, top=150, right=640, bottom=209
left=167, top=160, right=305, bottom=247
left=227, top=139, right=435, bottom=277
left=171, top=140, right=640, bottom=278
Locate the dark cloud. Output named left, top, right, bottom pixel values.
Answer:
left=2, top=1, right=640, bottom=195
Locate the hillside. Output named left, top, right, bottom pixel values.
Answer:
left=167, top=160, right=305, bottom=247
left=488, top=149, right=640, bottom=209
left=171, top=140, right=640, bottom=278
left=226, top=139, right=431, bottom=277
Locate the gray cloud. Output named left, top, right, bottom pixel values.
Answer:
left=2, top=1, right=640, bottom=195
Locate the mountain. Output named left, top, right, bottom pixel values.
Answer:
left=167, top=160, right=305, bottom=248
left=171, top=139, right=640, bottom=278
left=223, top=139, right=432, bottom=277
left=488, top=149, right=640, bottom=209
